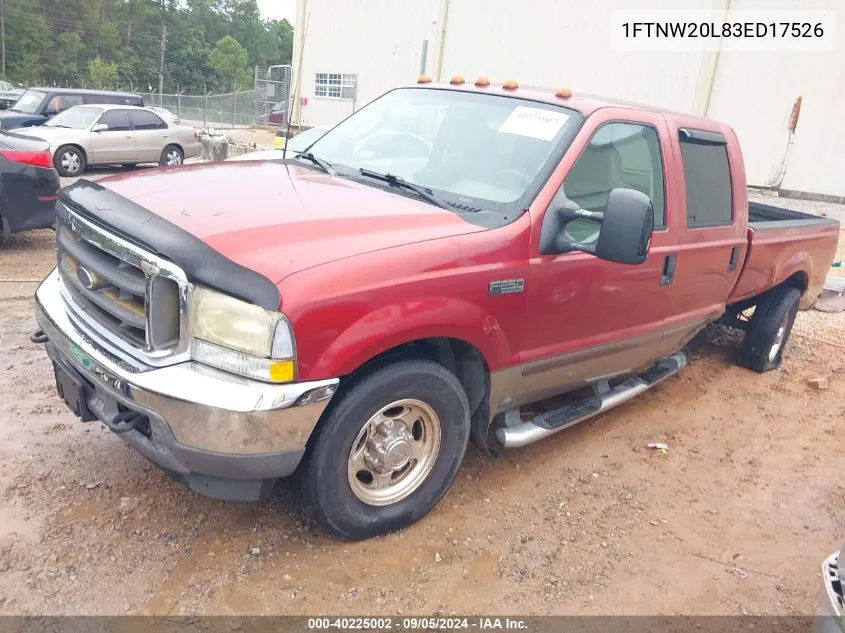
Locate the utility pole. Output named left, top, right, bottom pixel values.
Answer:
left=158, top=24, right=167, bottom=102
left=1, top=0, right=6, bottom=80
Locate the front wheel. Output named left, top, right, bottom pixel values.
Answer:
left=54, top=146, right=86, bottom=177
left=297, top=360, right=471, bottom=540
left=737, top=285, right=801, bottom=373
left=160, top=145, right=184, bottom=167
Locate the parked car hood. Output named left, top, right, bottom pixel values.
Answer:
left=95, top=161, right=484, bottom=285
left=0, top=111, right=39, bottom=127
left=17, top=126, right=80, bottom=143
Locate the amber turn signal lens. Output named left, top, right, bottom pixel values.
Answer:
left=268, top=360, right=296, bottom=383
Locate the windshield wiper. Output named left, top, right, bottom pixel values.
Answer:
left=296, top=152, right=335, bottom=175
left=358, top=168, right=453, bottom=211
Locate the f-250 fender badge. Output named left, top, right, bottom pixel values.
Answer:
left=488, top=279, right=525, bottom=296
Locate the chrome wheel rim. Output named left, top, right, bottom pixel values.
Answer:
left=61, top=152, right=80, bottom=174
left=165, top=150, right=182, bottom=166
left=347, top=399, right=442, bottom=506
left=768, top=324, right=786, bottom=362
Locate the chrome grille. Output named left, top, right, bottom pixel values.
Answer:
left=55, top=205, right=190, bottom=366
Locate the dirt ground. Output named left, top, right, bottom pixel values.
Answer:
left=0, top=192, right=842, bottom=617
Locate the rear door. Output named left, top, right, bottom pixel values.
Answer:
left=89, top=109, right=136, bottom=165
left=659, top=122, right=747, bottom=348
left=129, top=109, right=169, bottom=162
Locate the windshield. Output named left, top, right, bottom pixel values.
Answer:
left=288, top=127, right=328, bottom=153
left=11, top=90, right=46, bottom=114
left=44, top=106, right=102, bottom=129
left=304, top=87, right=579, bottom=215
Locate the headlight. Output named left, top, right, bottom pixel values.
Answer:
left=189, top=286, right=295, bottom=383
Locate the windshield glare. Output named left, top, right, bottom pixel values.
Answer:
left=305, top=87, right=577, bottom=213
left=12, top=90, right=46, bottom=114
left=45, top=106, right=102, bottom=129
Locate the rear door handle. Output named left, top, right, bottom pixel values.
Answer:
left=660, top=254, right=677, bottom=287
left=728, top=246, right=740, bottom=272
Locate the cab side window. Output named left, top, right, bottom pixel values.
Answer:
left=48, top=94, right=84, bottom=114
left=97, top=109, right=132, bottom=132
left=130, top=110, right=167, bottom=130
left=560, top=122, right=666, bottom=242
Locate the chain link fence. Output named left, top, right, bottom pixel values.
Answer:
left=144, top=90, right=261, bottom=128
left=142, top=65, right=293, bottom=129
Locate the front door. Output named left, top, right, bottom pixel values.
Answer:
left=513, top=109, right=680, bottom=407
left=89, top=109, right=136, bottom=165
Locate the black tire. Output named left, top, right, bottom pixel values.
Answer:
left=54, top=145, right=86, bottom=178
left=297, top=360, right=471, bottom=541
left=737, top=285, right=801, bottom=373
left=160, top=145, right=184, bottom=167
left=0, top=213, right=9, bottom=247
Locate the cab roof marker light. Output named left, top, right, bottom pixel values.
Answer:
left=555, top=88, right=573, bottom=99
left=502, top=80, right=519, bottom=91
left=449, top=75, right=465, bottom=85
left=417, top=75, right=432, bottom=84
left=474, top=77, right=490, bottom=88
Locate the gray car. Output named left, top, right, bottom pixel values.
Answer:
left=814, top=545, right=844, bottom=633
left=20, top=104, right=202, bottom=177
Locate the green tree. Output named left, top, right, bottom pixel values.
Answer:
left=89, top=56, right=119, bottom=89
left=208, top=35, right=251, bottom=92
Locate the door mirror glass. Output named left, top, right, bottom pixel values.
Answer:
left=538, top=187, right=654, bottom=265
left=92, top=123, right=109, bottom=133
left=595, top=188, right=654, bottom=264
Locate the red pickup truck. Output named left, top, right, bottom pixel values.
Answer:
left=32, top=79, right=839, bottom=540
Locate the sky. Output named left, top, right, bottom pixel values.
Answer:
left=257, top=0, right=297, bottom=24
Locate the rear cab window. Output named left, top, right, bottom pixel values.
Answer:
left=678, top=128, right=733, bottom=227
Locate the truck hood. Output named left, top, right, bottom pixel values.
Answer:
left=96, top=161, right=484, bottom=284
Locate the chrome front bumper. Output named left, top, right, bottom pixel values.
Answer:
left=35, top=269, right=338, bottom=498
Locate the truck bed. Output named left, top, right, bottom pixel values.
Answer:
left=728, top=202, right=840, bottom=308
left=748, top=201, right=832, bottom=227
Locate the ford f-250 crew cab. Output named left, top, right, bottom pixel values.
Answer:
left=32, top=78, right=840, bottom=540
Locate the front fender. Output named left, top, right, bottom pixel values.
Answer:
left=303, top=295, right=512, bottom=379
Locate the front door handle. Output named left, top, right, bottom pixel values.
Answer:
left=728, top=246, right=740, bottom=272
left=660, top=254, right=677, bottom=287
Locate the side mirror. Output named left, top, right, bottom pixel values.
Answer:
left=92, top=123, right=109, bottom=133
left=539, top=187, right=654, bottom=265
left=44, top=108, right=58, bottom=118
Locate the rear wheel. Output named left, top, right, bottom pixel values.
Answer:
left=737, top=285, right=801, bottom=373
left=54, top=145, right=86, bottom=177
left=160, top=145, right=184, bottom=167
left=297, top=360, right=471, bottom=540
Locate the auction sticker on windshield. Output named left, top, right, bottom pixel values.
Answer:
left=498, top=106, right=570, bottom=141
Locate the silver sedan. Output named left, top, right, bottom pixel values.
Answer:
left=20, top=104, right=202, bottom=177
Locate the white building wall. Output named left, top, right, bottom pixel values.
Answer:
left=293, top=0, right=845, bottom=198
left=439, top=0, right=713, bottom=114
left=704, top=0, right=845, bottom=196
left=293, top=0, right=439, bottom=127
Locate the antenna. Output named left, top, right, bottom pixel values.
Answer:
left=284, top=11, right=310, bottom=160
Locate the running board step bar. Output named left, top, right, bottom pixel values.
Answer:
left=495, top=352, right=687, bottom=449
